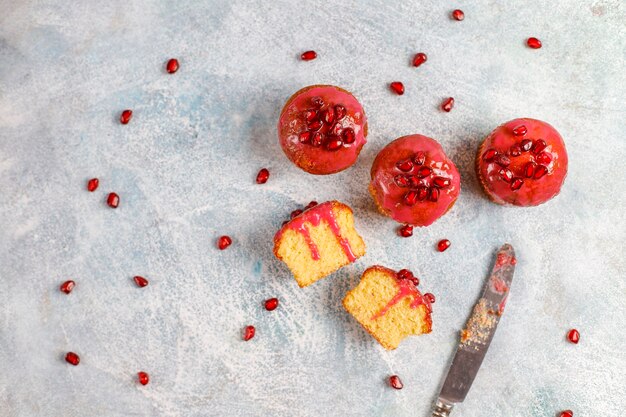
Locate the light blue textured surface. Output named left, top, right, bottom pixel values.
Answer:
left=1, top=1, right=625, bottom=416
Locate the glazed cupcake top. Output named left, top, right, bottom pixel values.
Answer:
left=478, top=118, right=568, bottom=206
left=370, top=135, right=461, bottom=226
left=278, top=85, right=367, bottom=175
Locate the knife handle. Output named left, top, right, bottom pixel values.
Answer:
left=432, top=399, right=454, bottom=417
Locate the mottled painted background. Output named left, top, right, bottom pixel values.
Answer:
left=0, top=1, right=624, bottom=416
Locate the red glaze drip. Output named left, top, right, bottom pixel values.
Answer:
left=275, top=202, right=356, bottom=262
left=371, top=272, right=429, bottom=320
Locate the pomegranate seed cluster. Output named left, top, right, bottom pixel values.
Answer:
left=393, top=151, right=452, bottom=205
left=482, top=125, right=553, bottom=191
left=298, top=97, right=354, bottom=151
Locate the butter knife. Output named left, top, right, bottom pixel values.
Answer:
left=432, top=244, right=516, bottom=417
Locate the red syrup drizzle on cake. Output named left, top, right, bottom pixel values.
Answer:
left=371, top=270, right=431, bottom=320
left=275, top=202, right=356, bottom=262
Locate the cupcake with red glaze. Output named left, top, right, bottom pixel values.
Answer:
left=278, top=85, right=368, bottom=175
left=369, top=135, right=461, bottom=226
left=477, top=118, right=568, bottom=206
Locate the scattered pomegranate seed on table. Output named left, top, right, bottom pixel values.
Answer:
left=559, top=410, right=573, bottom=417
left=300, top=50, right=317, bottom=61
left=133, top=276, right=149, bottom=287
left=87, top=178, right=99, bottom=192
left=398, top=224, right=413, bottom=237
left=166, top=58, right=179, bottom=74
left=107, top=192, right=120, bottom=208
left=65, top=352, right=80, bottom=366
left=567, top=329, right=580, bottom=344
left=217, top=235, right=232, bottom=250
left=441, top=97, right=454, bottom=112
left=137, top=371, right=150, bottom=385
left=60, top=280, right=75, bottom=294
left=389, top=82, right=405, bottom=95
left=264, top=298, right=279, bottom=311
left=120, top=109, right=133, bottom=124
left=527, top=37, right=542, bottom=49
left=437, top=239, right=451, bottom=252
left=389, top=375, right=403, bottom=390
left=256, top=168, right=270, bottom=184
left=412, top=52, right=427, bottom=67
left=243, top=325, right=256, bottom=341
left=424, top=293, right=436, bottom=304
left=451, top=9, right=465, bottom=21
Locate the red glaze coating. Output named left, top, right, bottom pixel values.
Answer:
left=371, top=268, right=432, bottom=321
left=369, top=135, right=461, bottom=226
left=278, top=85, right=368, bottom=175
left=477, top=118, right=568, bottom=206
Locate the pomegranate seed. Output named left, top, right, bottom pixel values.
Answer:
left=311, top=97, right=324, bottom=108
left=120, top=110, right=133, bottom=125
left=533, top=165, right=548, bottom=179
left=433, top=176, right=451, bottom=188
left=311, top=132, right=324, bottom=147
left=437, top=239, right=451, bottom=252
left=396, top=160, right=414, bottom=172
left=451, top=9, right=465, bottom=21
left=305, top=201, right=318, bottom=210
left=342, top=128, right=355, bottom=144
left=87, top=178, right=99, bottom=192
left=495, top=154, right=511, bottom=167
left=334, top=104, right=346, bottom=120
left=243, top=325, right=256, bottom=341
left=326, top=138, right=343, bottom=151
left=483, top=149, right=498, bottom=162
left=499, top=169, right=513, bottom=183
left=527, top=37, right=542, bottom=49
left=389, top=375, right=403, bottom=390
left=397, top=269, right=413, bottom=281
left=512, top=125, right=527, bottom=136
left=166, top=58, right=179, bottom=74
left=417, top=186, right=428, bottom=201
left=133, top=276, right=149, bottom=287
left=416, top=166, right=432, bottom=178
left=567, top=329, right=580, bottom=344
left=322, top=108, right=335, bottom=125
left=256, top=168, right=270, bottom=184
left=407, top=176, right=420, bottom=188
left=301, top=50, right=317, bottom=61
left=524, top=162, right=536, bottom=178
left=290, top=209, right=303, bottom=219
left=532, top=139, right=547, bottom=154
left=428, top=187, right=439, bottom=202
left=536, top=152, right=553, bottom=165
left=218, top=235, right=232, bottom=250
left=404, top=191, right=419, bottom=206
left=399, top=225, right=413, bottom=237
left=107, top=192, right=119, bottom=208
left=520, top=139, right=533, bottom=152
left=60, top=280, right=75, bottom=294
left=137, top=371, right=150, bottom=385
left=264, top=298, right=279, bottom=311
left=510, top=178, right=524, bottom=191
left=413, top=152, right=426, bottom=165
left=509, top=145, right=522, bottom=157
left=390, top=82, right=405, bottom=95
left=65, top=352, right=80, bottom=366
left=308, top=119, right=322, bottom=131
left=394, top=175, right=409, bottom=187
left=412, top=52, right=427, bottom=67
left=424, top=293, right=436, bottom=303
left=303, top=110, right=318, bottom=122
left=441, top=97, right=454, bottom=112
left=559, top=410, right=573, bottom=417
left=298, top=131, right=311, bottom=144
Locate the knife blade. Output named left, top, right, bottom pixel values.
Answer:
left=432, top=243, right=516, bottom=417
